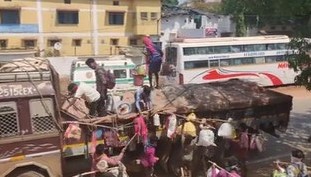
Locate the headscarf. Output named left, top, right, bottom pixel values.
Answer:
left=143, top=36, right=156, bottom=54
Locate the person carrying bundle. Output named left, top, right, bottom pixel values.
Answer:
left=93, top=144, right=128, bottom=177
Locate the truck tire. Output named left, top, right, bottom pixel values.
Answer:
left=7, top=169, right=48, bottom=177
left=16, top=171, right=45, bottom=177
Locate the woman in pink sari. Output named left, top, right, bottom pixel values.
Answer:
left=143, top=36, right=163, bottom=89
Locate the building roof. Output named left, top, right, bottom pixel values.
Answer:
left=161, top=4, right=219, bottom=19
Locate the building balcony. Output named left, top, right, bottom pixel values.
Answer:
left=0, top=24, right=39, bottom=33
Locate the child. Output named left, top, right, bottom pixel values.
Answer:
left=139, top=136, right=159, bottom=177
left=287, top=149, right=308, bottom=177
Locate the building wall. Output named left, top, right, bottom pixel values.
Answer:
left=160, top=13, right=234, bottom=49
left=0, top=0, right=161, bottom=56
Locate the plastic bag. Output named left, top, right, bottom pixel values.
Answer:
left=217, top=122, right=236, bottom=139
left=197, top=129, right=216, bottom=147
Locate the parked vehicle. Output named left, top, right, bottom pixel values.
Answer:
left=164, top=35, right=297, bottom=86
left=70, top=56, right=148, bottom=92
left=0, top=58, right=63, bottom=177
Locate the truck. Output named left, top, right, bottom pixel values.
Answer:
left=0, top=58, right=63, bottom=177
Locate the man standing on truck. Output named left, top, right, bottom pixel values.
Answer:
left=65, top=82, right=105, bottom=117
left=135, top=85, right=152, bottom=113
left=142, top=36, right=163, bottom=89
left=85, top=58, right=112, bottom=116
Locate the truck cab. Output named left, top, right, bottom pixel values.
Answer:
left=0, top=58, right=63, bottom=177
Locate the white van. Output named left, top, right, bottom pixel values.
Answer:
left=70, top=55, right=148, bottom=92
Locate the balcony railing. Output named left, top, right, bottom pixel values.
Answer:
left=0, top=24, right=39, bottom=33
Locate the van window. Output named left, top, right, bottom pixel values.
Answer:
left=113, top=69, right=127, bottom=78
left=0, top=102, right=19, bottom=138
left=29, top=98, right=57, bottom=134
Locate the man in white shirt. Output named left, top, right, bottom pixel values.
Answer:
left=65, top=82, right=105, bottom=117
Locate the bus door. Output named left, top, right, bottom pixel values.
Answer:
left=164, top=47, right=180, bottom=84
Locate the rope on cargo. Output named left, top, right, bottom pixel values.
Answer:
left=5, top=58, right=63, bottom=132
left=208, top=160, right=237, bottom=177
left=62, top=121, right=118, bottom=130
left=72, top=133, right=137, bottom=177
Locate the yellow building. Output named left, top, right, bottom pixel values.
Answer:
left=0, top=0, right=161, bottom=56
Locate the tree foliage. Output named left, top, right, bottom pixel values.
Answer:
left=189, top=1, right=222, bottom=13
left=220, top=0, right=311, bottom=90
left=221, top=0, right=311, bottom=36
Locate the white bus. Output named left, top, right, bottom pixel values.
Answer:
left=164, top=35, right=297, bottom=87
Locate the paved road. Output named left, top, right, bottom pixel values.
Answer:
left=64, top=86, right=311, bottom=177
left=247, top=86, right=311, bottom=177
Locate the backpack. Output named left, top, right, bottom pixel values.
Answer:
left=105, top=70, right=116, bottom=89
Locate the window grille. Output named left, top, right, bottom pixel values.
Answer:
left=0, top=102, right=19, bottom=138
left=30, top=99, right=57, bottom=134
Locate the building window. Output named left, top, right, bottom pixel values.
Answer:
left=23, top=40, right=36, bottom=49
left=72, top=39, right=82, bottom=47
left=108, top=12, right=124, bottom=25
left=140, top=12, right=148, bottom=20
left=151, top=12, right=158, bottom=20
left=48, top=39, right=61, bottom=47
left=0, top=9, right=20, bottom=24
left=129, top=39, right=137, bottom=46
left=57, top=10, right=79, bottom=24
left=64, top=0, right=71, bottom=4
left=113, top=1, right=119, bottom=5
left=0, top=40, right=8, bottom=48
left=110, top=38, right=119, bottom=46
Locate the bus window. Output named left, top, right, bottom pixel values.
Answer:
left=265, top=56, right=277, bottom=63
left=266, top=44, right=276, bottom=50
left=113, top=69, right=127, bottom=78
left=231, top=45, right=242, bottom=53
left=29, top=99, right=57, bottom=134
left=184, top=60, right=209, bottom=69
left=183, top=47, right=196, bottom=56
left=197, top=47, right=213, bottom=54
left=0, top=102, right=19, bottom=138
left=220, top=59, right=232, bottom=66
left=254, top=44, right=266, bottom=51
left=209, top=60, right=219, bottom=67
left=233, top=58, right=254, bottom=65
left=276, top=56, right=287, bottom=62
left=166, top=47, right=177, bottom=66
left=254, top=57, right=265, bottom=64
left=244, top=45, right=255, bottom=52
left=276, top=43, right=287, bottom=50
left=214, top=46, right=231, bottom=53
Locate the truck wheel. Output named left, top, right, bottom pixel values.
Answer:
left=7, top=169, right=47, bottom=177
left=16, top=171, right=45, bottom=177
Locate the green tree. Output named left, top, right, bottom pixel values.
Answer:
left=220, top=0, right=311, bottom=89
left=189, top=0, right=222, bottom=13
left=288, top=38, right=311, bottom=90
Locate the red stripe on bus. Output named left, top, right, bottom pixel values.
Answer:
left=202, top=70, right=259, bottom=80
left=260, top=73, right=283, bottom=86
